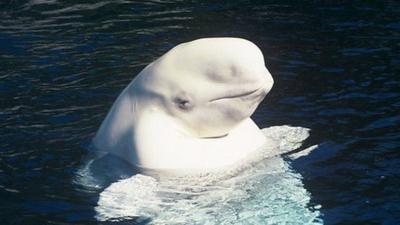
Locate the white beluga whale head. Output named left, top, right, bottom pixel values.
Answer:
left=135, top=38, right=273, bottom=137
left=93, top=37, right=274, bottom=171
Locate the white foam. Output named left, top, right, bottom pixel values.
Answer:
left=95, top=174, right=160, bottom=220
left=262, top=125, right=310, bottom=153
left=92, top=125, right=323, bottom=224
left=289, top=145, right=319, bottom=160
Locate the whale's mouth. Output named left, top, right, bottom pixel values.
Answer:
left=208, top=87, right=264, bottom=102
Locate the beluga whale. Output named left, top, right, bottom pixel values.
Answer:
left=93, top=37, right=274, bottom=172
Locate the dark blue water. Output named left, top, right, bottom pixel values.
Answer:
left=1, top=1, right=399, bottom=224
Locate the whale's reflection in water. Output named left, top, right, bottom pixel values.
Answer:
left=76, top=126, right=323, bottom=224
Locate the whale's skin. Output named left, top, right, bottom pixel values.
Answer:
left=93, top=38, right=274, bottom=172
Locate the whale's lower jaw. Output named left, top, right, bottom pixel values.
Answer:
left=127, top=118, right=267, bottom=174
left=93, top=117, right=266, bottom=174
left=141, top=141, right=268, bottom=175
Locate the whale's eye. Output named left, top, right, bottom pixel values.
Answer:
left=174, top=96, right=192, bottom=111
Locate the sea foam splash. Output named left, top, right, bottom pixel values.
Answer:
left=79, top=126, right=323, bottom=224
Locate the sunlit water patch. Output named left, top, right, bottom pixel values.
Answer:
left=76, top=126, right=323, bottom=224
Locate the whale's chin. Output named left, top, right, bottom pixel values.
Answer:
left=200, top=133, right=229, bottom=139
left=187, top=118, right=250, bottom=139
left=183, top=125, right=233, bottom=139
